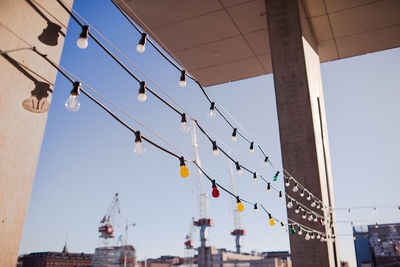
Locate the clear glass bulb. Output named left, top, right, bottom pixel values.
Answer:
left=179, top=80, right=187, bottom=88
left=313, top=217, right=318, bottom=222
left=311, top=202, right=316, bottom=207
left=295, top=207, right=300, bottom=214
left=134, top=141, right=146, bottom=156
left=311, top=233, right=315, bottom=239
left=302, top=213, right=307, bottom=219
left=207, top=109, right=215, bottom=119
left=237, top=169, right=243, bottom=175
left=287, top=201, right=293, bottom=209
left=212, top=149, right=219, bottom=156
left=253, top=209, right=259, bottom=217
left=249, top=148, right=254, bottom=154
left=136, top=44, right=145, bottom=53
left=305, top=233, right=310, bottom=240
left=65, top=95, right=80, bottom=112
left=77, top=37, right=88, bottom=49
left=231, top=135, right=237, bottom=142
left=253, top=177, right=259, bottom=185
left=281, top=225, right=287, bottom=232
left=308, top=214, right=313, bottom=221
left=293, top=185, right=298, bottom=192
left=137, top=93, right=147, bottom=102
left=300, top=191, right=305, bottom=197
left=298, top=229, right=303, bottom=235
left=307, top=195, right=311, bottom=201
left=180, top=122, right=189, bottom=133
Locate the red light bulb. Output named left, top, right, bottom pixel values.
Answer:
left=212, top=186, right=220, bottom=198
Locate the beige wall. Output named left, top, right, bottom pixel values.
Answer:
left=0, top=0, right=72, bottom=266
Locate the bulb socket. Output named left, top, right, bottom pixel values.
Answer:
left=267, top=182, right=271, bottom=191
left=236, top=196, right=241, bottom=204
left=181, top=113, right=187, bottom=123
left=264, top=156, right=269, bottom=164
left=212, top=141, right=218, bottom=151
left=180, top=70, right=186, bottom=82
left=70, top=81, right=81, bottom=96
left=232, top=128, right=237, bottom=137
left=179, top=156, right=186, bottom=167
left=250, top=142, right=254, bottom=150
left=135, top=131, right=142, bottom=143
left=138, top=33, right=147, bottom=46
left=254, top=203, right=258, bottom=210
left=210, top=102, right=215, bottom=111
left=235, top=161, right=241, bottom=171
left=253, top=172, right=257, bottom=179
left=139, top=81, right=146, bottom=94
left=79, top=25, right=89, bottom=39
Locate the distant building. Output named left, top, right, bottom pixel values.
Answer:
left=91, top=245, right=136, bottom=267
left=354, top=223, right=400, bottom=267
left=20, top=251, right=92, bottom=267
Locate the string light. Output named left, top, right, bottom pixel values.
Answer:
left=268, top=213, right=275, bottom=226
left=249, top=142, right=254, bottom=153
left=308, top=213, right=313, bottom=221
left=236, top=196, right=244, bottom=212
left=180, top=113, right=189, bottom=133
left=254, top=203, right=259, bottom=217
left=137, top=81, right=147, bottom=102
left=374, top=207, right=377, bottom=213
left=375, top=222, right=378, bottom=228
left=178, top=70, right=187, bottom=88
left=179, top=156, right=189, bottom=178
left=287, top=199, right=293, bottom=209
left=211, top=180, right=219, bottom=198
left=292, top=183, right=298, bottom=192
left=295, top=205, right=300, bottom=213
left=65, top=81, right=81, bottom=112
left=231, top=128, right=237, bottom=141
left=273, top=171, right=279, bottom=181
left=316, top=202, right=321, bottom=209
left=305, top=232, right=311, bottom=240
left=263, top=156, right=269, bottom=167
left=317, top=233, right=321, bottom=240
left=307, top=193, right=312, bottom=201
left=300, top=190, right=305, bottom=197
left=76, top=25, right=89, bottom=49
left=134, top=131, right=145, bottom=156
left=298, top=226, right=303, bottom=235
left=313, top=216, right=318, bottom=222
left=253, top=172, right=259, bottom=185
left=285, top=177, right=290, bottom=187
left=302, top=211, right=307, bottom=219
left=136, top=33, right=147, bottom=53
left=212, top=141, right=219, bottom=156
left=281, top=222, right=287, bottom=232
left=311, top=200, right=316, bottom=208
left=289, top=225, right=296, bottom=235
left=207, top=102, right=215, bottom=118
left=235, top=162, right=243, bottom=175
left=267, top=182, right=271, bottom=193
left=279, top=191, right=283, bottom=200
left=311, top=233, right=315, bottom=239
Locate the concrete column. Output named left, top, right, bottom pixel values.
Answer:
left=265, top=0, right=339, bottom=266
left=0, top=0, right=72, bottom=266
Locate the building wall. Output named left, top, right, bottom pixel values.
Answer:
left=0, top=0, right=73, bottom=266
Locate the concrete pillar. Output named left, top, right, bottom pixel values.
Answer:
left=0, top=0, right=72, bottom=266
left=265, top=0, right=339, bottom=266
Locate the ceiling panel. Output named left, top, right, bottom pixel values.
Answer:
left=329, top=0, right=400, bottom=38
left=310, top=15, right=333, bottom=42
left=317, top=40, right=339, bottom=62
left=174, top=36, right=254, bottom=70
left=220, top=0, right=256, bottom=8
left=324, top=0, right=380, bottom=13
left=244, top=30, right=270, bottom=55
left=226, top=0, right=267, bottom=34
left=152, top=10, right=240, bottom=52
left=302, top=0, right=327, bottom=18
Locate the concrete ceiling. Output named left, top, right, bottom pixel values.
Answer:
left=115, top=0, right=400, bottom=87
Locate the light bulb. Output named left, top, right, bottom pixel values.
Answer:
left=134, top=141, right=145, bottom=156
left=317, top=233, right=321, bottom=240
left=285, top=178, right=290, bottom=187
left=289, top=226, right=296, bottom=235
left=287, top=201, right=293, bottom=209
left=311, top=233, right=315, bottom=239
left=302, top=213, right=307, bottom=219
left=137, top=81, right=147, bottom=102
left=317, top=202, right=321, bottom=209
left=374, top=207, right=377, bottom=213
left=375, top=223, right=378, bottom=229
left=266, top=183, right=271, bottom=193
left=279, top=191, right=283, bottom=199
left=211, top=181, right=220, bottom=198
left=292, top=183, right=298, bottom=192
left=269, top=217, right=275, bottom=226
left=305, top=233, right=311, bottom=240
left=295, top=205, right=300, bottom=213
left=348, top=208, right=351, bottom=213
left=65, top=95, right=80, bottom=112
left=308, top=214, right=313, bottom=221
left=179, top=157, right=189, bottom=178
left=298, top=227, right=303, bottom=235
left=249, top=142, right=254, bottom=153
left=263, top=156, right=269, bottom=167
left=65, top=81, right=81, bottom=112
left=253, top=172, right=258, bottom=185
left=237, top=202, right=244, bottom=212
left=179, top=70, right=186, bottom=87
left=307, top=194, right=311, bottom=201
left=313, top=216, right=318, bottom=222
left=136, top=33, right=147, bottom=53
left=77, top=38, right=88, bottom=49
left=281, top=222, right=287, bottom=232
left=207, top=102, right=216, bottom=119
left=180, top=113, right=189, bottom=133
left=211, top=141, right=219, bottom=156
left=235, top=162, right=242, bottom=175
left=76, top=25, right=89, bottom=49
left=311, top=201, right=316, bottom=207
left=300, top=190, right=305, bottom=197
left=134, top=131, right=145, bottom=156
left=273, top=171, right=279, bottom=181
left=231, top=128, right=237, bottom=141
left=253, top=204, right=259, bottom=217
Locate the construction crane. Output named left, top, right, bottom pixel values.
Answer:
left=190, top=122, right=213, bottom=248
left=227, top=156, right=245, bottom=253
left=118, top=220, right=136, bottom=246
left=98, top=193, right=120, bottom=245
left=184, top=218, right=196, bottom=260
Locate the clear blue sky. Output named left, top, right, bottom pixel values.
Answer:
left=19, top=1, right=400, bottom=266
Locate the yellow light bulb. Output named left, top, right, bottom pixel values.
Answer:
left=180, top=165, right=189, bottom=178
left=269, top=218, right=275, bottom=226
left=237, top=202, right=245, bottom=212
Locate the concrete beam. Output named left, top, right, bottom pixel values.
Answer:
left=265, top=0, right=339, bottom=266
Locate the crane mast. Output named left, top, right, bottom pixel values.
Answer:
left=227, top=156, right=245, bottom=253
left=190, top=122, right=213, bottom=248
left=98, top=193, right=120, bottom=246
